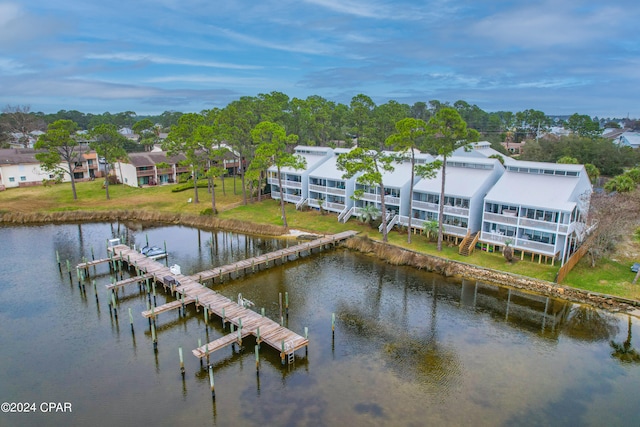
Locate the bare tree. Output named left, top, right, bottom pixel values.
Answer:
left=587, top=189, right=640, bottom=266
left=1, top=105, right=45, bottom=148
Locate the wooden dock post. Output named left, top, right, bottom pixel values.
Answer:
left=179, top=347, right=185, bottom=376
left=66, top=260, right=72, bottom=282
left=208, top=365, right=215, bottom=399
left=204, top=307, right=208, bottom=331
left=146, top=300, right=152, bottom=326
left=285, top=292, right=289, bottom=317
left=111, top=291, right=118, bottom=320
left=332, top=313, right=335, bottom=335
left=221, top=308, right=225, bottom=328
left=255, top=345, right=260, bottom=372
left=280, top=340, right=285, bottom=365
left=279, top=293, right=283, bottom=325
left=56, top=250, right=61, bottom=272
left=151, top=321, right=158, bottom=351
left=129, top=308, right=134, bottom=333
left=198, top=338, right=203, bottom=368
left=93, top=280, right=98, bottom=303
left=305, top=327, right=308, bottom=355
left=91, top=246, right=95, bottom=261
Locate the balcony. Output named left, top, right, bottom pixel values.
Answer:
left=413, top=200, right=439, bottom=211
left=519, top=217, right=560, bottom=232
left=136, top=169, right=155, bottom=177
left=309, top=184, right=346, bottom=195
left=443, top=205, right=469, bottom=217
left=481, top=231, right=555, bottom=255
left=483, top=212, right=518, bottom=225
left=307, top=198, right=345, bottom=212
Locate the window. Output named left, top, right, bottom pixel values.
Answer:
left=9, top=177, right=15, bottom=182
left=20, top=176, right=26, bottom=181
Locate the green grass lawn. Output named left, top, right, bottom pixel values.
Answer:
left=2, top=181, right=639, bottom=301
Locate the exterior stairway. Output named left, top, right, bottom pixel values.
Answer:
left=459, top=231, right=479, bottom=256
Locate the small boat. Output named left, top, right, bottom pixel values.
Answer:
left=141, top=245, right=167, bottom=259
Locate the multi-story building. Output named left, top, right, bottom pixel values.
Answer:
left=306, top=148, right=357, bottom=217
left=401, top=156, right=505, bottom=239
left=115, top=152, right=188, bottom=187
left=480, top=161, right=593, bottom=265
left=267, top=146, right=333, bottom=209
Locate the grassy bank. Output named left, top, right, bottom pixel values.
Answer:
left=2, top=180, right=639, bottom=301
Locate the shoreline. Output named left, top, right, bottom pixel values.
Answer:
left=2, top=209, right=638, bottom=314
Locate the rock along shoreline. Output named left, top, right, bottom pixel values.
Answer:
left=2, top=210, right=638, bottom=314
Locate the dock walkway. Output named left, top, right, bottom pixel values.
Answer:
left=103, top=231, right=357, bottom=361
left=190, top=230, right=358, bottom=283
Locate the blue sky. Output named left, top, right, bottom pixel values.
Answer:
left=1, top=0, right=639, bottom=118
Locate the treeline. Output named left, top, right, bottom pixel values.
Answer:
left=4, top=93, right=633, bottom=139
left=2, top=92, right=639, bottom=175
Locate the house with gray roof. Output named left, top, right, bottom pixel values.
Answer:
left=480, top=161, right=592, bottom=266
left=115, top=151, right=188, bottom=187
left=267, top=146, right=333, bottom=208
left=306, top=148, right=357, bottom=216
left=341, top=152, right=434, bottom=229
left=400, top=156, right=505, bottom=238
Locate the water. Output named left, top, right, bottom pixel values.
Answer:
left=1, top=223, right=639, bottom=426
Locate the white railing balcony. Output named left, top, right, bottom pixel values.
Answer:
left=443, top=205, right=469, bottom=217
left=483, top=212, right=518, bottom=225
left=481, top=232, right=556, bottom=255
left=443, top=223, right=468, bottom=237
left=309, top=184, right=326, bottom=193
left=360, top=193, right=381, bottom=203
left=309, top=184, right=346, bottom=196
left=384, top=195, right=400, bottom=205
left=267, top=177, right=277, bottom=185
left=284, top=194, right=302, bottom=203
left=519, top=217, right=559, bottom=232
left=283, top=180, right=302, bottom=189
left=516, top=238, right=556, bottom=255
left=412, top=200, right=439, bottom=211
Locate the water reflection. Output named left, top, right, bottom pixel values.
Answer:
left=2, top=223, right=640, bottom=426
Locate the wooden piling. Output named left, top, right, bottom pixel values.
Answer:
left=179, top=347, right=185, bottom=375
left=255, top=345, right=260, bottom=372
left=209, top=365, right=215, bottom=399
left=129, top=307, right=134, bottom=333
left=285, top=292, right=289, bottom=316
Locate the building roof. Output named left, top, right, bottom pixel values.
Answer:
left=413, top=156, right=503, bottom=197
left=619, top=132, right=640, bottom=148
left=126, top=151, right=186, bottom=167
left=308, top=148, right=352, bottom=180
left=453, top=140, right=518, bottom=164
left=272, top=146, right=333, bottom=174
left=485, top=162, right=588, bottom=211
left=0, top=148, right=39, bottom=165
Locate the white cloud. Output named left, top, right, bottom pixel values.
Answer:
left=471, top=2, right=626, bottom=48
left=85, top=53, right=262, bottom=70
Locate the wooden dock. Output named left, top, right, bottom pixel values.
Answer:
left=101, top=231, right=358, bottom=361
left=189, top=230, right=358, bottom=283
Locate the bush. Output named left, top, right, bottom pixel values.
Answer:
left=200, top=207, right=217, bottom=216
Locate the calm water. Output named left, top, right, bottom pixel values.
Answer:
left=1, top=223, right=639, bottom=427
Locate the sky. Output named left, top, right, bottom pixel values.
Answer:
left=1, top=0, right=639, bottom=118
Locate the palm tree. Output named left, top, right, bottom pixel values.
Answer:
left=358, top=204, right=380, bottom=226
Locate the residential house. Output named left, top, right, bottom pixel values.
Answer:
left=480, top=161, right=592, bottom=266
left=267, top=146, right=333, bottom=208
left=617, top=132, right=640, bottom=149
left=342, top=152, right=433, bottom=228
left=115, top=152, right=188, bottom=187
left=0, top=148, right=70, bottom=189
left=401, top=156, right=505, bottom=239
left=306, top=148, right=356, bottom=217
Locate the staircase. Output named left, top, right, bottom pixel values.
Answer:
left=459, top=231, right=480, bottom=256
